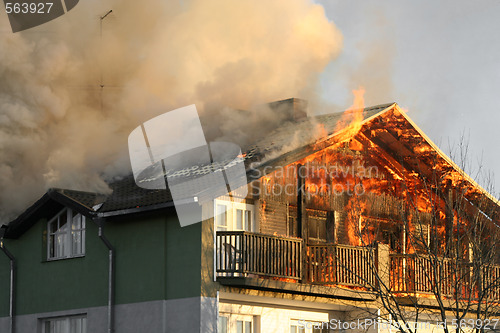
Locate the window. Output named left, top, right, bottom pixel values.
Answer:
left=219, top=313, right=255, bottom=333
left=307, top=217, right=326, bottom=243
left=235, top=209, right=252, bottom=231
left=48, top=208, right=85, bottom=260
left=287, top=211, right=299, bottom=238
left=218, top=315, right=229, bottom=333
left=215, top=200, right=255, bottom=232
left=290, top=320, right=328, bottom=333
left=215, top=201, right=256, bottom=278
left=236, top=319, right=252, bottom=333
left=216, top=203, right=229, bottom=231
left=42, top=315, right=87, bottom=333
left=290, top=323, right=305, bottom=333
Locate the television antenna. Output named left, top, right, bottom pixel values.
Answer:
left=99, top=9, right=113, bottom=111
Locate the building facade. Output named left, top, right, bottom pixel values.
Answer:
left=1, top=101, right=499, bottom=333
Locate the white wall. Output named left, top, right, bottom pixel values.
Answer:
left=219, top=302, right=340, bottom=333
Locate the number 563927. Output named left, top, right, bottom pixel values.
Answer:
left=5, top=2, right=53, bottom=14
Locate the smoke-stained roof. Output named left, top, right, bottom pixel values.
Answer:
left=4, top=188, right=106, bottom=238
left=12, top=101, right=499, bottom=235
left=90, top=103, right=395, bottom=214
left=243, top=102, right=394, bottom=165
left=4, top=102, right=395, bottom=232
left=242, top=103, right=395, bottom=175
left=98, top=174, right=173, bottom=213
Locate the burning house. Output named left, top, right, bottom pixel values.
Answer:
left=0, top=99, right=499, bottom=333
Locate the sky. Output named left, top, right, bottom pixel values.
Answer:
left=316, top=0, right=500, bottom=192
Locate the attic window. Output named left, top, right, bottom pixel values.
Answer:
left=47, top=208, right=85, bottom=260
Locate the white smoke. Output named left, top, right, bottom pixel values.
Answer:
left=0, top=0, right=342, bottom=221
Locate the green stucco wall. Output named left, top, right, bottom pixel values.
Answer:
left=0, top=207, right=204, bottom=316
left=0, top=244, right=11, bottom=317
left=164, top=217, right=202, bottom=300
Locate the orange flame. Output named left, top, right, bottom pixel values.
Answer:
left=335, top=87, right=366, bottom=138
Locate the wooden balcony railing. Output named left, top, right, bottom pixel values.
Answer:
left=215, top=232, right=376, bottom=288
left=216, top=231, right=303, bottom=279
left=216, top=232, right=500, bottom=301
left=306, top=244, right=376, bottom=288
left=390, top=254, right=454, bottom=295
left=482, top=265, right=500, bottom=300
left=390, top=254, right=500, bottom=299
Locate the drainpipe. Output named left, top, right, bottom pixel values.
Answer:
left=93, top=218, right=115, bottom=333
left=297, top=164, right=306, bottom=239
left=0, top=226, right=16, bottom=333
left=297, top=164, right=307, bottom=282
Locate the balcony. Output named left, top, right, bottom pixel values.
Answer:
left=216, top=231, right=303, bottom=280
left=216, top=231, right=500, bottom=302
left=390, top=254, right=500, bottom=300
left=216, top=231, right=377, bottom=289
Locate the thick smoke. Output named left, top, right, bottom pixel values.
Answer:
left=0, top=0, right=342, bottom=221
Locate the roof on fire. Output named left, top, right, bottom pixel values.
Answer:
left=4, top=100, right=499, bottom=238
left=47, top=102, right=397, bottom=215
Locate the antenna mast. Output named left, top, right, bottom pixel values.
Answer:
left=99, top=10, right=113, bottom=111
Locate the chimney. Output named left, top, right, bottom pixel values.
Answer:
left=268, top=98, right=308, bottom=121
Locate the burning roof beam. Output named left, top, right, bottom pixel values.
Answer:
left=355, top=133, right=405, bottom=179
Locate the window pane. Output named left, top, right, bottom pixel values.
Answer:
left=59, top=211, right=68, bottom=230
left=236, top=321, right=243, bottom=333
left=318, top=220, right=326, bottom=241
left=70, top=317, right=86, bottom=333
left=72, top=231, right=82, bottom=255
left=290, top=325, right=305, bottom=333
left=236, top=209, right=243, bottom=230
left=81, top=230, right=86, bottom=254
left=218, top=316, right=228, bottom=333
left=45, top=317, right=86, bottom=333
left=291, top=323, right=305, bottom=333
left=44, top=321, right=51, bottom=333
left=56, top=233, right=66, bottom=258
left=49, top=220, right=58, bottom=234
left=245, top=321, right=252, bottom=333
left=58, top=319, right=69, bottom=333
left=49, top=235, right=55, bottom=258
left=245, top=211, right=252, bottom=231
left=72, top=212, right=81, bottom=230
left=216, top=205, right=227, bottom=230
left=70, top=318, right=80, bottom=333
left=308, top=220, right=317, bottom=239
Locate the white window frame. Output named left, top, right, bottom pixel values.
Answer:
left=235, top=316, right=254, bottom=333
left=218, top=314, right=229, bottom=333
left=219, top=313, right=256, bottom=333
left=41, top=315, right=87, bottom=333
left=214, top=200, right=257, bottom=281
left=215, top=200, right=256, bottom=232
left=47, top=208, right=86, bottom=260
